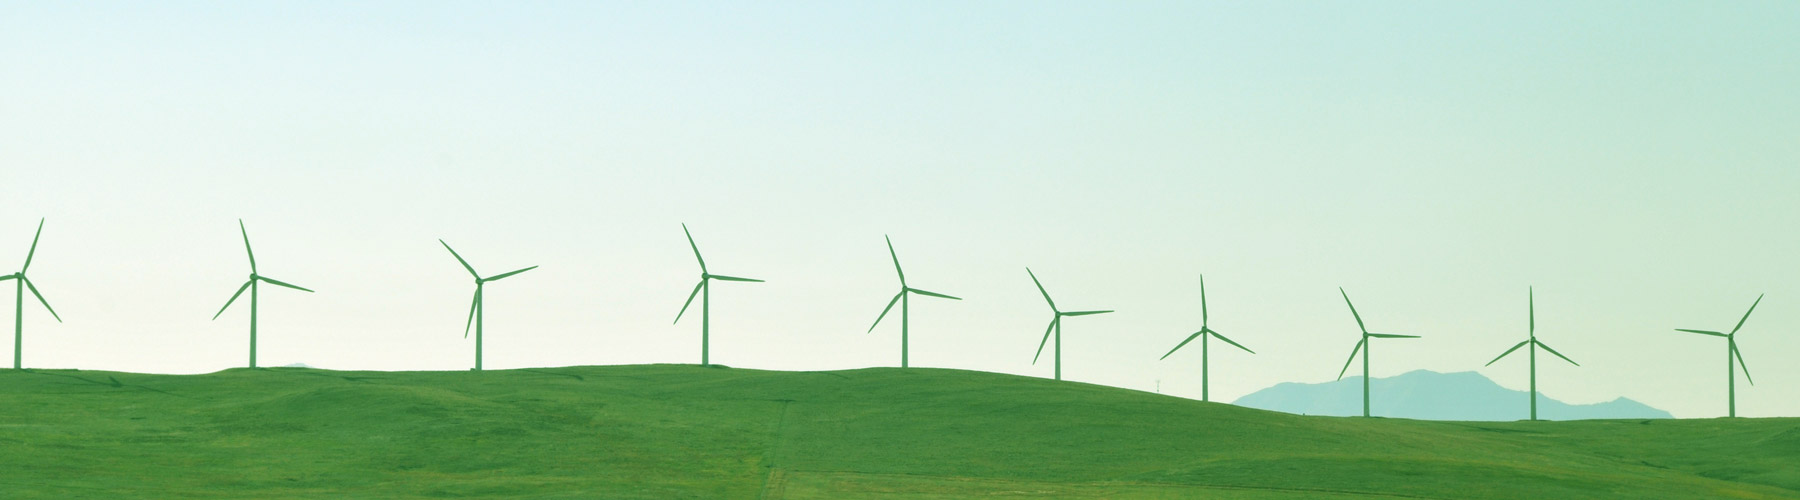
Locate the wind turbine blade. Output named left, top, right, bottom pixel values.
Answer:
left=1159, top=331, right=1205, bottom=360
left=485, top=266, right=538, bottom=282
left=1340, top=288, right=1367, bottom=334
left=439, top=240, right=480, bottom=279
left=1535, top=340, right=1579, bottom=367
left=907, top=288, right=962, bottom=300
left=0, top=274, right=13, bottom=282
left=1485, top=340, right=1530, bottom=366
left=1199, top=274, right=1208, bottom=325
left=867, top=292, right=903, bottom=333
left=1528, top=287, right=1535, bottom=336
left=1062, top=310, right=1113, bottom=316
left=673, top=280, right=704, bottom=324
left=708, top=274, right=763, bottom=283
left=22, top=218, right=44, bottom=273
left=1675, top=328, right=1727, bottom=338
left=1032, top=317, right=1057, bottom=365
left=682, top=223, right=707, bottom=274
left=464, top=290, right=480, bottom=338
left=1208, top=329, right=1255, bottom=354
left=258, top=276, right=314, bottom=293
left=239, top=219, right=257, bottom=274
left=886, top=235, right=905, bottom=285
left=1733, top=342, right=1753, bottom=385
left=1367, top=333, right=1419, bottom=339
left=213, top=281, right=253, bottom=320
left=1730, top=294, right=1763, bottom=335
left=1026, top=268, right=1056, bottom=311
left=1336, top=338, right=1366, bottom=381
left=22, top=277, right=61, bottom=322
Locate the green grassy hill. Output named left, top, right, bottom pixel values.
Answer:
left=2, top=365, right=1796, bottom=499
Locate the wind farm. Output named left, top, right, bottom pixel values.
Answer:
left=0, top=220, right=1789, bottom=500
left=0, top=198, right=1789, bottom=500
left=6, top=1, right=1799, bottom=498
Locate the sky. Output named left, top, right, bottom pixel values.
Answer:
left=2, top=1, right=1798, bottom=419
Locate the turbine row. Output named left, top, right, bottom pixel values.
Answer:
left=1, top=219, right=1769, bottom=418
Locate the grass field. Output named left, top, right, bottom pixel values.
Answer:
left=2, top=365, right=1795, bottom=499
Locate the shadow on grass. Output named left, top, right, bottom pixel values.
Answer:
left=23, top=369, right=196, bottom=400
left=268, top=368, right=386, bottom=383
left=518, top=368, right=586, bottom=381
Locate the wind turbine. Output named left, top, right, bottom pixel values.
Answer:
left=440, top=239, right=537, bottom=371
left=1485, top=287, right=1578, bottom=421
left=1334, top=288, right=1420, bottom=417
left=1028, top=268, right=1111, bottom=381
left=2, top=218, right=61, bottom=369
left=673, top=224, right=761, bottom=366
left=1674, top=294, right=1762, bottom=418
left=867, top=235, right=960, bottom=368
left=1158, top=274, right=1254, bottom=402
left=213, top=220, right=313, bottom=369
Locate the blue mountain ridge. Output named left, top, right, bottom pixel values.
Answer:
left=1232, top=369, right=1672, bottom=421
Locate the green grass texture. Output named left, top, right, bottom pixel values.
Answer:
left=2, top=365, right=1795, bottom=499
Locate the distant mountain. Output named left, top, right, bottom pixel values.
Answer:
left=1233, top=370, right=1672, bottom=421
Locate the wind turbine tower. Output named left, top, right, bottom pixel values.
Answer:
left=867, top=235, right=961, bottom=368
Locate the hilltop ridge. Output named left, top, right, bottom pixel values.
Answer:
left=0, top=365, right=1794, bottom=499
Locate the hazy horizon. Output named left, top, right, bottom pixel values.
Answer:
left=3, top=2, right=1798, bottom=419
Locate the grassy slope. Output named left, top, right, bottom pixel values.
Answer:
left=1, top=365, right=1795, bottom=499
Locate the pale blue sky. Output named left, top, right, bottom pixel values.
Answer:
left=3, top=2, right=1798, bottom=418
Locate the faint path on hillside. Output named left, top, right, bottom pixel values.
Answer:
left=758, top=399, right=795, bottom=500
